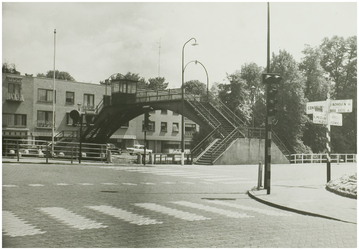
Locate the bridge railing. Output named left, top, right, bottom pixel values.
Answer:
left=191, top=125, right=222, bottom=159
left=290, top=153, right=357, bottom=164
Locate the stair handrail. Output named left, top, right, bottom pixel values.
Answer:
left=188, top=100, right=222, bottom=128
left=186, top=100, right=220, bottom=130
left=211, top=127, right=239, bottom=153
left=271, top=130, right=292, bottom=158
left=208, top=93, right=246, bottom=126
left=95, top=99, right=104, bottom=114
left=191, top=125, right=222, bottom=158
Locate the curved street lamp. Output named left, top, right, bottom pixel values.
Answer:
left=183, top=60, right=209, bottom=101
left=181, top=38, right=198, bottom=158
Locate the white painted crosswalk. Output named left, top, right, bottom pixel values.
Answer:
left=134, top=203, right=210, bottom=221
left=39, top=207, right=107, bottom=230
left=3, top=200, right=292, bottom=237
left=171, top=201, right=254, bottom=218
left=2, top=211, right=46, bottom=237
left=86, top=205, right=163, bottom=225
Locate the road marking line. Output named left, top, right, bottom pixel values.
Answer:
left=171, top=201, right=253, bottom=218
left=2, top=185, right=18, bottom=187
left=56, top=183, right=71, bottom=186
left=161, top=181, right=176, bottom=184
left=28, top=184, right=44, bottom=187
left=86, top=205, right=163, bottom=225
left=140, top=182, right=156, bottom=185
left=39, top=207, right=107, bottom=230
left=78, top=183, right=94, bottom=185
left=2, top=211, right=46, bottom=237
left=122, top=183, right=137, bottom=186
left=101, top=183, right=118, bottom=185
left=134, top=203, right=210, bottom=221
left=204, top=200, right=292, bottom=216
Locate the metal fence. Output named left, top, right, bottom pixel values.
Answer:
left=3, top=138, right=108, bottom=163
left=290, top=154, right=357, bottom=164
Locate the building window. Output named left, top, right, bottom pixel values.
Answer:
left=7, top=82, right=24, bottom=101
left=161, top=109, right=168, bottom=115
left=37, top=111, right=53, bottom=128
left=173, top=111, right=179, bottom=115
left=66, top=92, right=75, bottom=105
left=172, top=123, right=179, bottom=132
left=38, top=89, right=54, bottom=102
left=185, top=124, right=197, bottom=135
left=161, top=122, right=167, bottom=132
left=3, top=114, right=26, bottom=127
left=83, top=94, right=94, bottom=110
left=143, top=121, right=155, bottom=131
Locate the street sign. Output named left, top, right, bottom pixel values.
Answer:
left=313, top=112, right=327, bottom=125
left=330, top=113, right=342, bottom=126
left=306, top=101, right=327, bottom=114
left=330, top=99, right=352, bottom=113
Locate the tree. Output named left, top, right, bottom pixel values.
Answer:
left=100, top=72, right=147, bottom=89
left=2, top=63, right=20, bottom=74
left=270, top=50, right=310, bottom=153
left=183, top=80, right=207, bottom=96
left=319, top=36, right=357, bottom=153
left=147, top=77, right=169, bottom=90
left=37, top=70, right=75, bottom=81
left=239, top=63, right=266, bottom=127
left=299, top=45, right=332, bottom=153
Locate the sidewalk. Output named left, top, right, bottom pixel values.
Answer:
left=249, top=170, right=357, bottom=224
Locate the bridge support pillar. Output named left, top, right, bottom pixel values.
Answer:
left=181, top=152, right=184, bottom=166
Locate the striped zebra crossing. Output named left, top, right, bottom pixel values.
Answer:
left=171, top=201, right=254, bottom=218
left=3, top=200, right=290, bottom=237
left=39, top=207, right=107, bottom=230
left=2, top=211, right=46, bottom=237
left=134, top=203, right=210, bottom=221
left=86, top=205, right=163, bottom=225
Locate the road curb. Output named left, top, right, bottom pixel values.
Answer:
left=247, top=190, right=355, bottom=224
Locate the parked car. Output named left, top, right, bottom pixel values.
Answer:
left=107, top=143, right=122, bottom=155
left=127, top=145, right=152, bottom=155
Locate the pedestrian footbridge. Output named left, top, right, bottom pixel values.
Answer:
left=58, top=79, right=290, bottom=165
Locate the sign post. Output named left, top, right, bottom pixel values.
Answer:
left=306, top=97, right=352, bottom=182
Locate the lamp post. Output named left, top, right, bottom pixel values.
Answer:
left=181, top=38, right=198, bottom=163
left=183, top=60, right=209, bottom=100
left=52, top=29, right=56, bottom=155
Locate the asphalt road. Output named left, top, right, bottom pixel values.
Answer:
left=2, top=162, right=357, bottom=247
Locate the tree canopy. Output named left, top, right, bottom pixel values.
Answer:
left=37, top=70, right=76, bottom=81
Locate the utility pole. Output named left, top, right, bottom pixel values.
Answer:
left=264, top=2, right=270, bottom=192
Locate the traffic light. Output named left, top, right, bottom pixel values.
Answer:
left=70, top=110, right=80, bottom=126
left=143, top=106, right=153, bottom=131
left=262, top=73, right=282, bottom=117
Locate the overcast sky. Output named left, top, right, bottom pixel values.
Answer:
left=2, top=1, right=357, bottom=89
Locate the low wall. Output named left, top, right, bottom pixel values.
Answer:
left=215, top=138, right=289, bottom=165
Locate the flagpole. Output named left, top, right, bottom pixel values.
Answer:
left=52, top=29, right=56, bottom=154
